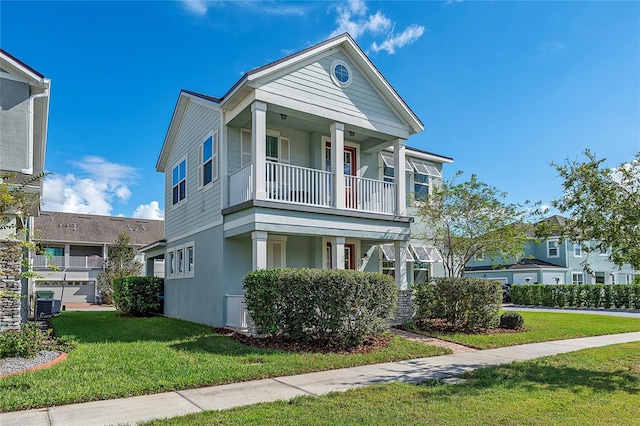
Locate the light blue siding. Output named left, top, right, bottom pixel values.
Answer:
left=164, top=101, right=222, bottom=242
left=259, top=51, right=405, bottom=129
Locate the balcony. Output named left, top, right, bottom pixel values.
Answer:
left=229, top=162, right=397, bottom=215
left=33, top=255, right=104, bottom=270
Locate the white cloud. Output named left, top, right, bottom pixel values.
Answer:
left=370, top=24, right=425, bottom=54
left=181, top=0, right=209, bottom=16
left=42, top=156, right=138, bottom=216
left=133, top=201, right=165, bottom=220
left=329, top=1, right=423, bottom=55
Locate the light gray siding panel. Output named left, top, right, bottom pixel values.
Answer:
left=258, top=52, right=405, bottom=129
left=0, top=78, right=30, bottom=172
left=164, top=226, right=225, bottom=327
left=165, top=101, right=222, bottom=241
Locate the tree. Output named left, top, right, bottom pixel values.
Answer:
left=551, top=150, right=640, bottom=270
left=416, top=172, right=544, bottom=277
left=97, top=232, right=143, bottom=304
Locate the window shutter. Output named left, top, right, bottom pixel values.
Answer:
left=280, top=137, right=290, bottom=164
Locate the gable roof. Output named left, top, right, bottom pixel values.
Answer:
left=157, top=34, right=424, bottom=171
left=0, top=49, right=47, bottom=83
left=221, top=33, right=422, bottom=134
left=34, top=211, right=164, bottom=247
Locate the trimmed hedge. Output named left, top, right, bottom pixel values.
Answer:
left=413, top=278, right=502, bottom=330
left=509, top=284, right=640, bottom=309
left=243, top=268, right=396, bottom=349
left=113, top=276, right=164, bottom=316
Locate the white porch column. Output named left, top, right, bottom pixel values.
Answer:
left=394, top=240, right=408, bottom=290
left=331, top=122, right=345, bottom=209
left=393, top=138, right=407, bottom=216
left=220, top=110, right=228, bottom=208
left=251, top=231, right=268, bottom=270
left=251, top=102, right=267, bottom=200
left=332, top=236, right=345, bottom=270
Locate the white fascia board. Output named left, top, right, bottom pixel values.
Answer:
left=157, top=92, right=222, bottom=172
left=255, top=90, right=410, bottom=140
left=339, top=42, right=423, bottom=135
left=0, top=53, right=48, bottom=86
left=223, top=91, right=257, bottom=125
left=219, top=75, right=250, bottom=109
left=388, top=146, right=454, bottom=164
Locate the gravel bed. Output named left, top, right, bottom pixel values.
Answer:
left=0, top=350, right=61, bottom=376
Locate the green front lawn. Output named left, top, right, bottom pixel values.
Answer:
left=143, top=341, right=640, bottom=425
left=423, top=311, right=640, bottom=349
left=0, top=311, right=448, bottom=412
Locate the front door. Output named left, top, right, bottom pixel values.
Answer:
left=325, top=141, right=357, bottom=208
left=325, top=242, right=356, bottom=270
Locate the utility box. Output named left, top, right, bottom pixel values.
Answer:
left=36, top=298, right=61, bottom=318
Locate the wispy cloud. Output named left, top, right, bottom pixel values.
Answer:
left=370, top=24, right=425, bottom=54
left=42, top=156, right=157, bottom=218
left=181, top=0, right=209, bottom=16
left=329, top=1, right=424, bottom=55
left=538, top=41, right=566, bottom=57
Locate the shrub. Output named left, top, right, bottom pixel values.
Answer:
left=113, top=276, right=164, bottom=316
left=510, top=284, right=640, bottom=309
left=413, top=278, right=502, bottom=330
left=499, top=312, right=524, bottom=329
left=0, top=322, right=47, bottom=358
left=243, top=268, right=396, bottom=349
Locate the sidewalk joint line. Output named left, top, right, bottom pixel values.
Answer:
left=175, top=391, right=207, bottom=413
left=272, top=378, right=319, bottom=396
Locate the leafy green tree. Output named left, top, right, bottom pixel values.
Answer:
left=97, top=232, right=142, bottom=304
left=416, top=172, right=544, bottom=277
left=551, top=150, right=640, bottom=270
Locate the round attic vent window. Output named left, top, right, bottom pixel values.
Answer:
left=330, top=60, right=352, bottom=87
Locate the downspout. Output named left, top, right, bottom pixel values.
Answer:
left=23, top=89, right=49, bottom=174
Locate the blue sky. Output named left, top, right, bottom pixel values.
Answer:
left=2, top=0, right=638, bottom=219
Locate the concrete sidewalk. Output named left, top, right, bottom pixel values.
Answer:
left=2, top=331, right=639, bottom=426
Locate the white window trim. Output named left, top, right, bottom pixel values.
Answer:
left=171, top=157, right=188, bottom=208
left=167, top=242, right=195, bottom=279
left=199, top=130, right=219, bottom=190
left=185, top=242, right=195, bottom=278
left=547, top=239, right=559, bottom=258
left=411, top=171, right=430, bottom=204
left=330, top=59, right=353, bottom=88
left=265, top=129, right=290, bottom=164
left=573, top=243, right=582, bottom=258
left=572, top=272, right=584, bottom=284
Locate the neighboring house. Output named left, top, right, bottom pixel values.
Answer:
left=157, top=33, right=451, bottom=329
left=465, top=215, right=638, bottom=285
left=31, top=211, right=164, bottom=305
left=0, top=49, right=50, bottom=330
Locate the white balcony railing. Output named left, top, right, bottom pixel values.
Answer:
left=265, top=162, right=332, bottom=207
left=33, top=255, right=104, bottom=269
left=229, top=163, right=253, bottom=206
left=345, top=175, right=396, bottom=215
left=228, top=162, right=397, bottom=215
left=225, top=294, right=247, bottom=329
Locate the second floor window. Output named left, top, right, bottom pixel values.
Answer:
left=414, top=173, right=429, bottom=200
left=172, top=159, right=186, bottom=205
left=200, top=131, right=218, bottom=187
left=573, top=243, right=582, bottom=257
left=547, top=240, right=559, bottom=258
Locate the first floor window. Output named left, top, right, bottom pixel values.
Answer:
left=414, top=262, right=430, bottom=284
left=172, top=159, right=186, bottom=205
left=177, top=248, right=184, bottom=274
left=168, top=251, right=175, bottom=276
left=572, top=273, right=584, bottom=284
left=187, top=245, right=194, bottom=274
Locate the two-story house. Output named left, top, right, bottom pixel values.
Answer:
left=31, top=211, right=164, bottom=306
left=0, top=49, right=50, bottom=329
left=465, top=215, right=638, bottom=285
left=157, top=33, right=452, bottom=329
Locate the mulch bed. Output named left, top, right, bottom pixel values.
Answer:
left=213, top=328, right=391, bottom=354
left=402, top=318, right=524, bottom=335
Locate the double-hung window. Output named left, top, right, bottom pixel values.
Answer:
left=186, top=244, right=194, bottom=277
left=572, top=272, right=584, bottom=284
left=413, top=173, right=429, bottom=200
left=172, top=159, right=187, bottom=205
left=200, top=131, right=218, bottom=187
left=547, top=240, right=559, bottom=258
left=573, top=243, right=582, bottom=257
